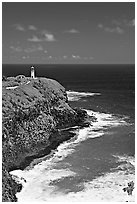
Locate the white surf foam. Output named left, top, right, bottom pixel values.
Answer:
left=67, top=90, right=101, bottom=101
left=76, top=155, right=135, bottom=202
left=11, top=168, right=76, bottom=202
left=10, top=109, right=131, bottom=202
left=86, top=109, right=128, bottom=129
left=70, top=165, right=135, bottom=202
left=12, top=155, right=135, bottom=202
left=112, top=154, right=135, bottom=172
left=41, top=168, right=135, bottom=202
left=68, top=109, right=128, bottom=144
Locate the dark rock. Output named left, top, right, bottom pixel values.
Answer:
left=2, top=163, right=18, bottom=202
left=2, top=75, right=7, bottom=81
left=123, top=181, right=134, bottom=195
left=2, top=77, right=94, bottom=202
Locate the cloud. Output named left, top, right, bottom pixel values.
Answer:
left=24, top=45, right=43, bottom=53
left=72, top=55, right=81, bottom=59
left=22, top=56, right=30, bottom=59
left=13, top=24, right=38, bottom=31
left=28, top=25, right=37, bottom=30
left=28, top=35, right=42, bottom=42
left=98, top=23, right=124, bottom=34
left=28, top=30, right=56, bottom=42
left=24, top=47, right=35, bottom=53
left=48, top=56, right=53, bottom=59
left=98, top=18, right=135, bottom=35
left=130, top=19, right=135, bottom=26
left=98, top=24, right=103, bottom=29
left=105, top=26, right=124, bottom=34
left=43, top=33, right=56, bottom=41
left=112, top=20, right=122, bottom=26
left=124, top=19, right=135, bottom=27
left=89, top=56, right=94, bottom=60
left=10, top=46, right=22, bottom=52
left=10, top=44, right=45, bottom=54
left=41, top=30, right=56, bottom=41
left=64, top=29, right=80, bottom=33
left=71, top=56, right=94, bottom=60
left=13, top=24, right=25, bottom=31
left=37, top=45, right=43, bottom=51
left=12, top=24, right=56, bottom=42
left=112, top=18, right=135, bottom=27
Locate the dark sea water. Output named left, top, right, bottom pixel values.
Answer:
left=5, top=64, right=135, bottom=201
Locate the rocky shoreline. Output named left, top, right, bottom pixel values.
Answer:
left=2, top=77, right=95, bottom=202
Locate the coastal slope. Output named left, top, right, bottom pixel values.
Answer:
left=2, top=77, right=90, bottom=201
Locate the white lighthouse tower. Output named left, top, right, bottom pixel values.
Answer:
left=31, top=66, right=35, bottom=79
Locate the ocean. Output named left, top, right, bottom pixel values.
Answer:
left=4, top=64, right=135, bottom=202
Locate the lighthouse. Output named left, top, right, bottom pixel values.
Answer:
left=31, top=66, right=35, bottom=78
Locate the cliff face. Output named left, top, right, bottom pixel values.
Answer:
left=2, top=77, right=89, bottom=201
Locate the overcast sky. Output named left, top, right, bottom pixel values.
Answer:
left=2, top=2, right=135, bottom=64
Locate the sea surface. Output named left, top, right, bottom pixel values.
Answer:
left=4, top=64, right=135, bottom=202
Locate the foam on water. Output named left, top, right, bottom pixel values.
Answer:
left=10, top=109, right=133, bottom=202
left=113, top=154, right=135, bottom=167
left=87, top=109, right=128, bottom=128
left=11, top=155, right=135, bottom=202
left=60, top=157, right=135, bottom=202
left=66, top=90, right=101, bottom=101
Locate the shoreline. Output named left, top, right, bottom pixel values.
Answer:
left=2, top=77, right=92, bottom=201
left=8, top=119, right=92, bottom=201
left=10, top=109, right=135, bottom=202
left=9, top=125, right=85, bottom=171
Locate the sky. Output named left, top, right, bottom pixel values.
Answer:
left=2, top=2, right=135, bottom=64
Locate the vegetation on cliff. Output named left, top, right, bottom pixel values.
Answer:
left=2, top=77, right=92, bottom=202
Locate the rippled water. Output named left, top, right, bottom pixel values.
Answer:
left=10, top=92, right=135, bottom=202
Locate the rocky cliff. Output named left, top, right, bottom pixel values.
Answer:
left=2, top=77, right=92, bottom=202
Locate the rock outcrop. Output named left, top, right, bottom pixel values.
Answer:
left=2, top=77, right=92, bottom=202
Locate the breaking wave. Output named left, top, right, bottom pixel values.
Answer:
left=66, top=90, right=101, bottom=101
left=10, top=109, right=133, bottom=202
left=11, top=154, right=135, bottom=202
